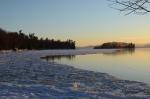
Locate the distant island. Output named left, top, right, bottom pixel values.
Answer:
left=0, top=28, right=76, bottom=50
left=94, top=42, right=135, bottom=49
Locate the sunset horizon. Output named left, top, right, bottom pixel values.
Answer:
left=1, top=0, right=150, bottom=47
left=1, top=0, right=150, bottom=98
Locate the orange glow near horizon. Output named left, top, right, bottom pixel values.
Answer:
left=76, top=36, right=150, bottom=47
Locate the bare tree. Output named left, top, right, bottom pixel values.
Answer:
left=108, top=0, right=150, bottom=15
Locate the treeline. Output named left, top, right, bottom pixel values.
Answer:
left=0, top=28, right=75, bottom=50
left=94, top=42, right=135, bottom=49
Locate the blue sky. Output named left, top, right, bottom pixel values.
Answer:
left=0, top=0, right=150, bottom=46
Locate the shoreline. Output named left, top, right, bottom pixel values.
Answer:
left=0, top=49, right=150, bottom=98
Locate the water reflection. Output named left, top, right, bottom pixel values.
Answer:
left=41, top=55, right=75, bottom=62
left=41, top=49, right=135, bottom=62
left=41, top=48, right=150, bottom=84
left=102, top=49, right=135, bottom=56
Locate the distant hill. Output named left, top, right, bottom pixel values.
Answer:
left=94, top=42, right=135, bottom=49
left=143, top=44, right=150, bottom=48
left=136, top=44, right=150, bottom=48
left=77, top=46, right=94, bottom=49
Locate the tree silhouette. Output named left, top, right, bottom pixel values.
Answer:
left=0, top=28, right=76, bottom=50
left=108, top=0, right=150, bottom=15
left=94, top=42, right=135, bottom=49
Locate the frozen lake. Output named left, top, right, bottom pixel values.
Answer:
left=42, top=48, right=150, bottom=84
left=0, top=49, right=150, bottom=98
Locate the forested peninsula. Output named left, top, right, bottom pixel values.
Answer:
left=0, top=28, right=75, bottom=50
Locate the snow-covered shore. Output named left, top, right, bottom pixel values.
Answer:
left=0, top=49, right=150, bottom=99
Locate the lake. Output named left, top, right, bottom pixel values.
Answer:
left=42, top=48, right=150, bottom=84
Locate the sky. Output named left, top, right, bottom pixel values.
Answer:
left=0, top=0, right=150, bottom=46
